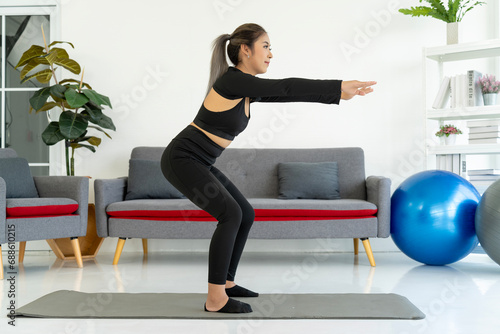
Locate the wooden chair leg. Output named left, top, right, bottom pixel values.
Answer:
left=353, top=238, right=359, bottom=255
left=70, top=238, right=83, bottom=268
left=0, top=245, right=4, bottom=280
left=113, top=238, right=126, bottom=265
left=19, top=241, right=26, bottom=263
left=142, top=239, right=148, bottom=255
left=361, top=238, right=376, bottom=267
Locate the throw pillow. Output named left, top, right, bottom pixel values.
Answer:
left=125, top=159, right=185, bottom=200
left=0, top=157, right=39, bottom=198
left=278, top=162, right=340, bottom=199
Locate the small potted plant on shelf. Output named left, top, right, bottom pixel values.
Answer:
left=436, top=124, right=462, bottom=145
left=398, top=0, right=486, bottom=44
left=479, top=74, right=500, bottom=106
left=15, top=26, right=115, bottom=176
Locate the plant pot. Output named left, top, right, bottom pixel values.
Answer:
left=445, top=134, right=457, bottom=145
left=483, top=93, right=498, bottom=106
left=447, top=22, right=460, bottom=45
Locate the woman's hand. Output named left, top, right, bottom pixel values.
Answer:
left=341, top=80, right=377, bottom=100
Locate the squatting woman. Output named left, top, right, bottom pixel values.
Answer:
left=161, top=23, right=376, bottom=314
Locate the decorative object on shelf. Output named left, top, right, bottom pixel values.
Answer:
left=14, top=26, right=116, bottom=176
left=479, top=74, right=500, bottom=106
left=398, top=0, right=486, bottom=44
left=436, top=124, right=462, bottom=145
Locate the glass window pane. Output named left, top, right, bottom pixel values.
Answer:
left=30, top=165, right=49, bottom=177
left=5, top=91, right=49, bottom=163
left=6, top=15, right=50, bottom=89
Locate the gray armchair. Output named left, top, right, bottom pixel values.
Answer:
left=0, top=148, right=89, bottom=279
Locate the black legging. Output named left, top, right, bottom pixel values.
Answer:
left=161, top=125, right=255, bottom=285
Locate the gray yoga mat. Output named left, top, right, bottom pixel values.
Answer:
left=14, top=290, right=425, bottom=320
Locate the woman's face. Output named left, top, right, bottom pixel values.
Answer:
left=246, top=33, right=273, bottom=75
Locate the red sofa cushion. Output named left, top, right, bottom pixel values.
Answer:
left=107, top=208, right=377, bottom=221
left=6, top=198, right=79, bottom=218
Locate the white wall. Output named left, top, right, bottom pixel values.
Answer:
left=34, top=0, right=493, bottom=254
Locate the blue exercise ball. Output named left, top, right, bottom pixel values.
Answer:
left=475, top=179, right=500, bottom=266
left=391, top=170, right=480, bottom=265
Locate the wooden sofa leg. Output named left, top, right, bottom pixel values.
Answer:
left=70, top=237, right=83, bottom=268
left=0, top=245, right=4, bottom=280
left=19, top=241, right=26, bottom=263
left=113, top=238, right=126, bottom=265
left=361, top=238, right=376, bottom=267
left=353, top=238, right=359, bottom=255
left=142, top=239, right=148, bottom=255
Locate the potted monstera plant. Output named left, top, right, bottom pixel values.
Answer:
left=15, top=26, right=115, bottom=176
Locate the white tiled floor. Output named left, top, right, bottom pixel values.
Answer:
left=1, top=249, right=499, bottom=334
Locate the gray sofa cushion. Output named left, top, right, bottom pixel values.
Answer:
left=125, top=159, right=184, bottom=200
left=0, top=157, right=39, bottom=198
left=278, top=162, right=340, bottom=199
left=106, top=198, right=377, bottom=220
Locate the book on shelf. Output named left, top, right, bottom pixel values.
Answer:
left=436, top=154, right=461, bottom=174
left=467, top=70, right=483, bottom=107
left=469, top=132, right=500, bottom=139
left=467, top=120, right=500, bottom=128
left=468, top=175, right=500, bottom=181
left=432, top=76, right=451, bottom=109
left=469, top=138, right=500, bottom=144
left=469, top=125, right=500, bottom=134
left=467, top=169, right=500, bottom=176
left=433, top=70, right=483, bottom=109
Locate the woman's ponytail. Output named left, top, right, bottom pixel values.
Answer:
left=206, top=34, right=231, bottom=95
left=206, top=24, right=267, bottom=95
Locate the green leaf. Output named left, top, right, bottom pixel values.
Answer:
left=34, top=101, right=60, bottom=113
left=64, top=88, right=89, bottom=108
left=15, top=45, right=45, bottom=69
left=21, top=68, right=53, bottom=84
left=70, top=142, right=96, bottom=153
left=29, top=87, right=52, bottom=111
left=60, top=79, right=92, bottom=89
left=82, top=89, right=112, bottom=108
left=48, top=41, right=75, bottom=49
left=82, top=103, right=103, bottom=123
left=83, top=136, right=102, bottom=146
left=53, top=58, right=81, bottom=75
left=94, top=113, right=116, bottom=131
left=88, top=125, right=112, bottom=139
left=59, top=111, right=88, bottom=139
left=20, top=57, right=49, bottom=80
left=399, top=6, right=434, bottom=17
left=50, top=84, right=67, bottom=99
left=42, top=122, right=65, bottom=145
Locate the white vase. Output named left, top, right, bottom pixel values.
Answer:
left=483, top=93, right=498, bottom=106
left=445, top=134, right=457, bottom=145
left=447, top=22, right=460, bottom=45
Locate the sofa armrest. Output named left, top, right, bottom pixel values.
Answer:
left=94, top=178, right=127, bottom=238
left=366, top=176, right=392, bottom=238
left=33, top=176, right=90, bottom=236
left=0, top=177, right=6, bottom=244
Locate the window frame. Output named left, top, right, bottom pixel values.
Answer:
left=0, top=0, right=61, bottom=175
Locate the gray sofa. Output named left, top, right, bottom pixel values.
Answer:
left=1, top=148, right=89, bottom=279
left=95, top=146, right=391, bottom=266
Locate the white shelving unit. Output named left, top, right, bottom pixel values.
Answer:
left=424, top=39, right=500, bottom=179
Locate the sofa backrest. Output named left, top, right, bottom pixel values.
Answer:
left=131, top=146, right=367, bottom=200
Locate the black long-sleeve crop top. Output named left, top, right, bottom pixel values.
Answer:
left=193, top=67, right=342, bottom=140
